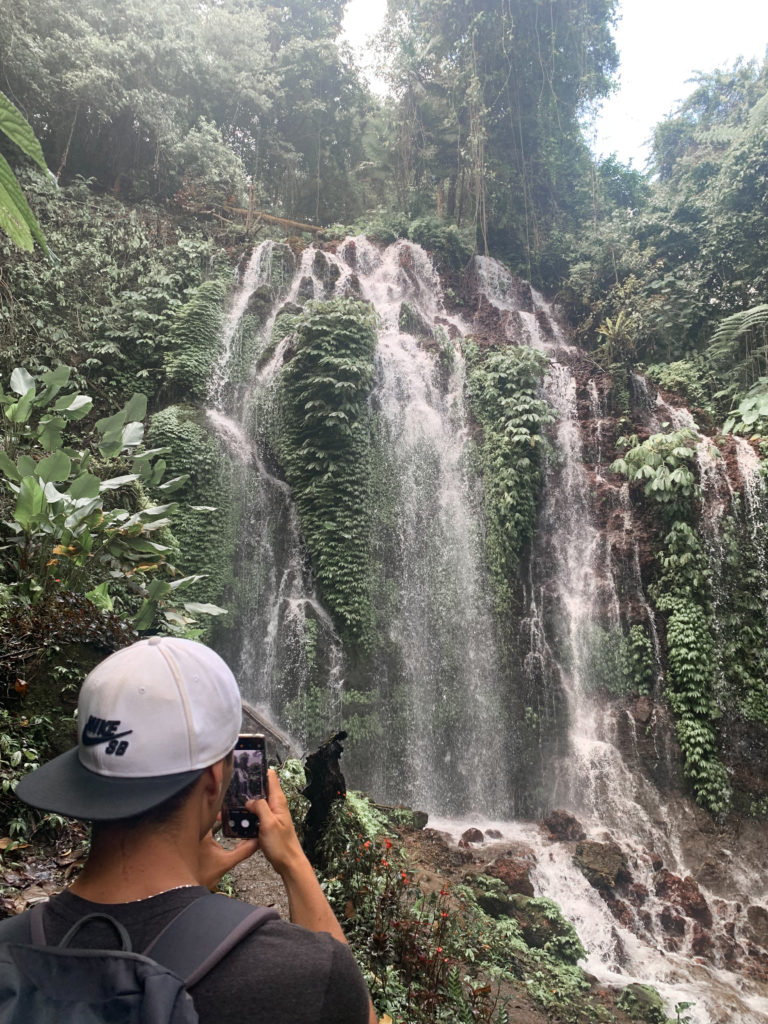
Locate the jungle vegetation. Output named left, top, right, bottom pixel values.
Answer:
left=2, top=0, right=768, bottom=891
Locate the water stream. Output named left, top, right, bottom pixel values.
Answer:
left=204, top=240, right=768, bottom=1023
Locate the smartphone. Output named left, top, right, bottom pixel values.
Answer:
left=221, top=734, right=268, bottom=838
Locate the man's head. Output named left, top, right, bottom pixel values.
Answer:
left=16, top=636, right=242, bottom=822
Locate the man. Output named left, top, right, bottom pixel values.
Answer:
left=13, top=635, right=376, bottom=1024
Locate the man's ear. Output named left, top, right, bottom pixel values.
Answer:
left=203, top=760, right=226, bottom=804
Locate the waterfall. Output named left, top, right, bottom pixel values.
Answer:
left=475, top=258, right=768, bottom=1024
left=350, top=240, right=508, bottom=814
left=204, top=239, right=768, bottom=1023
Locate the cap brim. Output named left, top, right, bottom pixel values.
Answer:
left=15, top=748, right=203, bottom=822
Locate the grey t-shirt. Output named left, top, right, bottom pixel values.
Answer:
left=41, top=887, right=370, bottom=1024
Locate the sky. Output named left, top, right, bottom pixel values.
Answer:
left=341, top=0, right=768, bottom=168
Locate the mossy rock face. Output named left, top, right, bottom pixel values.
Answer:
left=398, top=301, right=434, bottom=340
left=477, top=891, right=515, bottom=919
left=384, top=806, right=429, bottom=830
left=246, top=283, right=275, bottom=324
left=573, top=840, right=630, bottom=890
left=616, top=983, right=669, bottom=1023
left=505, top=894, right=585, bottom=964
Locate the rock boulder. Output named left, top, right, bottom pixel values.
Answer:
left=543, top=809, right=586, bottom=842
left=573, top=840, right=630, bottom=890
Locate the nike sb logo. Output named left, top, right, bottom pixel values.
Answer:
left=82, top=716, right=133, bottom=753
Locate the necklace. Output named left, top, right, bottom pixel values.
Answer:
left=132, top=883, right=199, bottom=902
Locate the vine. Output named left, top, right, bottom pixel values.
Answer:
left=613, top=435, right=730, bottom=814
left=277, top=299, right=378, bottom=648
left=467, top=345, right=553, bottom=611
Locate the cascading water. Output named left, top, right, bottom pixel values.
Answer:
left=475, top=257, right=768, bottom=1023
left=343, top=240, right=508, bottom=814
left=205, top=239, right=768, bottom=1023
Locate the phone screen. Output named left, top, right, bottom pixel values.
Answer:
left=221, top=734, right=267, bottom=838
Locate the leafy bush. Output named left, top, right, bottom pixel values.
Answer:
left=611, top=429, right=699, bottom=521
left=0, top=709, right=67, bottom=841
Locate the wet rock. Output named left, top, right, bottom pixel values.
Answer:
left=632, top=696, right=654, bottom=725
left=398, top=301, right=433, bottom=340
left=296, top=275, right=314, bottom=302
left=619, top=983, right=668, bottom=1020
left=460, top=827, right=484, bottom=845
left=605, top=897, right=633, bottom=928
left=659, top=906, right=686, bottom=936
left=342, top=274, right=361, bottom=298
left=342, top=239, right=357, bottom=269
left=485, top=856, right=535, bottom=898
left=691, top=922, right=715, bottom=958
left=745, top=905, right=768, bottom=950
left=654, top=869, right=712, bottom=928
left=649, top=851, right=663, bottom=872
left=573, top=840, right=630, bottom=890
left=245, top=283, right=275, bottom=322
left=311, top=249, right=339, bottom=294
left=484, top=828, right=502, bottom=840
left=716, top=933, right=744, bottom=964
left=543, top=809, right=586, bottom=842
left=628, top=883, right=649, bottom=906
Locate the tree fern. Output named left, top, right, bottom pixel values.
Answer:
left=708, top=304, right=768, bottom=432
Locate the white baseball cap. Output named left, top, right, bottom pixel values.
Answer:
left=16, top=637, right=242, bottom=821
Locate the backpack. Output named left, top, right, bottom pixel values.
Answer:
left=0, top=892, right=279, bottom=1023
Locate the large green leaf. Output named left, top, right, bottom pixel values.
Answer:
left=5, top=387, right=34, bottom=424
left=123, top=394, right=147, bottom=422
left=0, top=92, right=48, bottom=173
left=53, top=393, right=93, bottom=420
left=85, top=582, right=113, bottom=612
left=16, top=454, right=36, bottom=478
left=0, top=451, right=21, bottom=482
left=37, top=415, right=67, bottom=450
left=15, top=476, right=46, bottom=530
left=0, top=152, right=48, bottom=255
left=98, top=473, right=139, bottom=491
left=183, top=602, right=228, bottom=617
left=37, top=451, right=71, bottom=483
left=68, top=473, right=101, bottom=499
left=36, top=365, right=72, bottom=408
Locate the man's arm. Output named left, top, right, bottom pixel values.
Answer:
left=247, top=769, right=348, bottom=943
left=249, top=770, right=378, bottom=1024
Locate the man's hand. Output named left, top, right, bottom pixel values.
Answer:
left=197, top=829, right=259, bottom=891
left=246, top=768, right=305, bottom=878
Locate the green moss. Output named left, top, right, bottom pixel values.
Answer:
left=467, top=345, right=554, bottom=611
left=277, top=299, right=378, bottom=648
left=164, top=278, right=228, bottom=402
left=147, top=405, right=237, bottom=622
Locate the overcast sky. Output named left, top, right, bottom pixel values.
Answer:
left=342, top=0, right=768, bottom=168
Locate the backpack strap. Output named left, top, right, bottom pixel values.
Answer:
left=0, top=906, right=37, bottom=945
left=144, top=893, right=279, bottom=987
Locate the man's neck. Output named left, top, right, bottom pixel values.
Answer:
left=70, top=821, right=201, bottom=904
